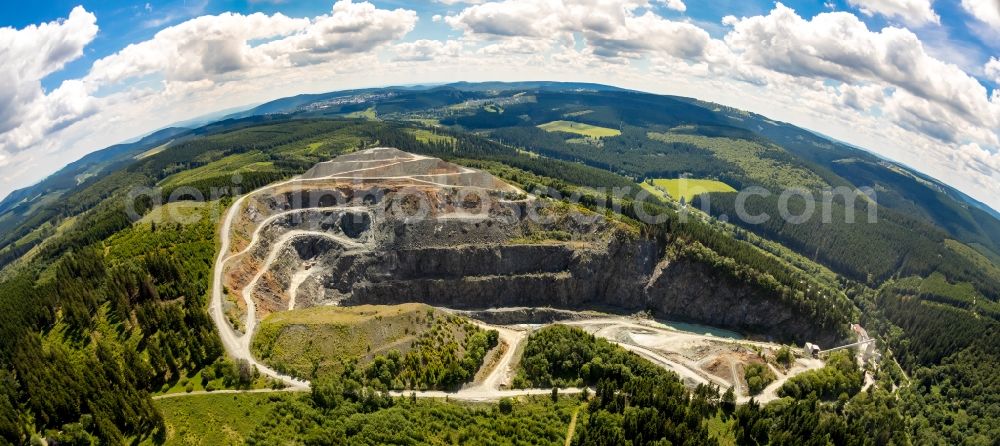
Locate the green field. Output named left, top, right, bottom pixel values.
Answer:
left=253, top=304, right=433, bottom=378
left=158, top=151, right=277, bottom=189
left=405, top=118, right=441, bottom=127
left=135, top=140, right=172, bottom=160
left=537, top=120, right=621, bottom=138
left=406, top=128, right=456, bottom=145
left=150, top=392, right=293, bottom=445
left=645, top=178, right=736, bottom=202
left=343, top=106, right=377, bottom=120
left=138, top=201, right=216, bottom=226
left=639, top=181, right=669, bottom=201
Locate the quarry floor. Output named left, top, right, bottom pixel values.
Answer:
left=449, top=311, right=825, bottom=404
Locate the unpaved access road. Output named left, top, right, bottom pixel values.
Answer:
left=560, top=317, right=825, bottom=403
left=463, top=322, right=529, bottom=394
left=154, top=386, right=587, bottom=402
left=210, top=176, right=310, bottom=389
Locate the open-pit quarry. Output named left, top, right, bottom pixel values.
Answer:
left=209, top=147, right=828, bottom=400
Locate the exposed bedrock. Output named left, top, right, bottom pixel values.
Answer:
left=644, top=258, right=842, bottom=346
left=374, top=245, right=581, bottom=279
left=339, top=235, right=654, bottom=308
left=268, top=187, right=385, bottom=211
left=266, top=230, right=843, bottom=344
left=337, top=241, right=838, bottom=345
left=447, top=307, right=598, bottom=325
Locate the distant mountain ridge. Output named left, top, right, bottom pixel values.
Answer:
left=0, top=127, right=190, bottom=216
left=230, top=82, right=998, bottom=217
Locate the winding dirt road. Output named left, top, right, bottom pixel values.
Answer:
left=210, top=179, right=311, bottom=389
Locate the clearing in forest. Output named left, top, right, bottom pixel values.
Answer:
left=645, top=178, right=736, bottom=203
left=537, top=120, right=621, bottom=138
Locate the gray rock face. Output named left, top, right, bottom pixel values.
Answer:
left=285, top=229, right=840, bottom=344
left=644, top=258, right=842, bottom=345
left=341, top=235, right=655, bottom=310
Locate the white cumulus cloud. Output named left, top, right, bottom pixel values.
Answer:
left=961, top=0, right=1000, bottom=26
left=88, top=0, right=417, bottom=85
left=723, top=3, right=998, bottom=131
left=986, top=57, right=1000, bottom=84
left=258, top=0, right=417, bottom=66
left=0, top=6, right=98, bottom=153
left=847, top=0, right=940, bottom=26
left=392, top=39, right=463, bottom=61
left=87, top=12, right=308, bottom=85
left=446, top=0, right=710, bottom=61
left=662, top=0, right=686, bottom=12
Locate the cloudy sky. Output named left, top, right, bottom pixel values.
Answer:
left=1, top=0, right=999, bottom=209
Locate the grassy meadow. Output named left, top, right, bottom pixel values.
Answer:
left=407, top=128, right=457, bottom=145
left=251, top=304, right=491, bottom=384
left=537, top=120, right=621, bottom=138
left=149, top=392, right=293, bottom=445
left=645, top=178, right=737, bottom=202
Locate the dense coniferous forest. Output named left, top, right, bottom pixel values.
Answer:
left=0, top=206, right=223, bottom=443
left=874, top=287, right=1000, bottom=443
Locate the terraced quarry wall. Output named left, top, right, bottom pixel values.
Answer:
left=222, top=148, right=842, bottom=346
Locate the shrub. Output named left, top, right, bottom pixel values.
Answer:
left=498, top=398, right=513, bottom=414
left=775, top=346, right=794, bottom=367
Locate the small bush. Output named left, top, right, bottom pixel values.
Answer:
left=498, top=398, right=513, bottom=414
left=775, top=346, right=794, bottom=367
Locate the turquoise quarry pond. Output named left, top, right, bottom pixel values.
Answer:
left=655, top=320, right=744, bottom=340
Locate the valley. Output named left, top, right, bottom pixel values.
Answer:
left=0, top=82, right=995, bottom=444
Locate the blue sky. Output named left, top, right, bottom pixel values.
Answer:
left=7, top=0, right=995, bottom=88
left=1, top=0, right=998, bottom=209
left=7, top=0, right=463, bottom=88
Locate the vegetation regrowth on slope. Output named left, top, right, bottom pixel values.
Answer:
left=253, top=304, right=499, bottom=390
